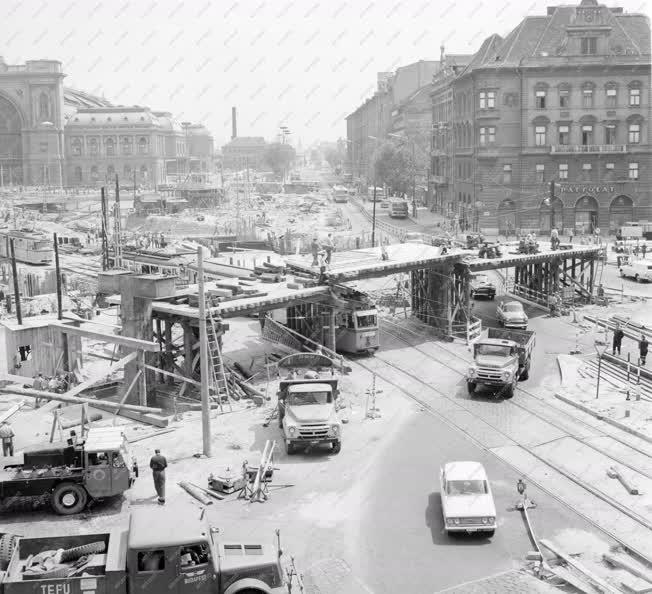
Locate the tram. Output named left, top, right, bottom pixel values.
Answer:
left=0, top=229, right=53, bottom=265
left=334, top=307, right=380, bottom=354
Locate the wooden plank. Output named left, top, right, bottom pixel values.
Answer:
left=66, top=352, right=137, bottom=398
left=549, top=565, right=596, bottom=594
left=603, top=553, right=652, bottom=584
left=143, top=364, right=201, bottom=387
left=0, top=401, right=25, bottom=423
left=89, top=402, right=169, bottom=427
left=49, top=321, right=160, bottom=352
left=0, top=373, right=34, bottom=386
left=128, top=428, right=176, bottom=442
left=113, top=370, right=142, bottom=420
left=540, top=539, right=622, bottom=594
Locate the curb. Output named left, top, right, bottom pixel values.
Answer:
left=554, top=391, right=652, bottom=445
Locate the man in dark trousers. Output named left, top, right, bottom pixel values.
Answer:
left=639, top=334, right=649, bottom=366
left=310, top=238, right=320, bottom=266
left=149, top=449, right=167, bottom=504
left=612, top=324, right=624, bottom=356
left=0, top=421, right=15, bottom=457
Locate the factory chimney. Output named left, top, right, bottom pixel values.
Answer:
left=231, top=107, right=237, bottom=140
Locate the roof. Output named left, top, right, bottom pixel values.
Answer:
left=84, top=427, right=126, bottom=453
left=128, top=506, right=209, bottom=549
left=443, top=461, right=488, bottom=481
left=64, top=87, right=113, bottom=109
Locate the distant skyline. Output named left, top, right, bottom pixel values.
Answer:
left=1, top=0, right=649, bottom=147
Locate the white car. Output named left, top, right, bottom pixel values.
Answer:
left=620, top=260, right=652, bottom=283
left=440, top=461, right=497, bottom=536
left=496, top=301, right=528, bottom=329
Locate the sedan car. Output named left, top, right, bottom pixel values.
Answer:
left=496, top=300, right=528, bottom=329
left=440, top=461, right=496, bottom=536
left=470, top=273, right=496, bottom=300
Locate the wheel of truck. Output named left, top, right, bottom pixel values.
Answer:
left=467, top=382, right=476, bottom=394
left=504, top=383, right=515, bottom=399
left=332, top=440, right=341, bottom=454
left=486, top=530, right=495, bottom=538
left=519, top=365, right=530, bottom=381
left=0, top=533, right=17, bottom=564
left=51, top=482, right=88, bottom=515
left=490, top=294, right=495, bottom=300
left=286, top=442, right=296, bottom=456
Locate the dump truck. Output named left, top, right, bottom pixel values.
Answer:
left=0, top=427, right=137, bottom=516
left=0, top=505, right=289, bottom=593
left=276, top=353, right=342, bottom=455
left=466, top=328, right=536, bottom=398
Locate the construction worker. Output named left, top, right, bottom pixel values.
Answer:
left=149, top=448, right=168, bottom=505
left=639, top=334, right=649, bottom=366
left=33, top=373, right=46, bottom=408
left=323, top=233, right=335, bottom=264
left=612, top=324, right=624, bottom=356
left=550, top=228, right=560, bottom=250
left=310, top=238, right=320, bottom=266
left=381, top=237, right=389, bottom=261
left=643, top=243, right=647, bottom=259
left=0, top=420, right=15, bottom=457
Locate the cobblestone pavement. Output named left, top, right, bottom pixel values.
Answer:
left=436, top=569, right=559, bottom=593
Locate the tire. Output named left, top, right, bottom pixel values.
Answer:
left=60, top=541, right=106, bottom=563
left=332, top=441, right=341, bottom=454
left=286, top=442, right=296, bottom=456
left=490, top=294, right=495, bottom=300
left=504, top=383, right=514, bottom=399
left=51, top=483, right=88, bottom=516
left=467, top=382, right=476, bottom=394
left=520, top=365, right=530, bottom=381
left=486, top=530, right=495, bottom=538
left=0, top=533, right=17, bottom=564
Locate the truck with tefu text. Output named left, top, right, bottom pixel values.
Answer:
left=466, top=328, right=535, bottom=399
left=0, top=505, right=289, bottom=593
left=276, top=353, right=342, bottom=455
left=0, top=427, right=137, bottom=516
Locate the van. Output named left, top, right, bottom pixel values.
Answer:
left=389, top=200, right=409, bottom=219
left=620, top=260, right=652, bottom=282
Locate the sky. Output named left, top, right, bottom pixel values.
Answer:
left=1, top=0, right=649, bottom=148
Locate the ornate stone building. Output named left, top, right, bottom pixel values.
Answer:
left=0, top=57, right=214, bottom=187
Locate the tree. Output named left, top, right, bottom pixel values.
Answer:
left=264, top=143, right=296, bottom=176
left=372, top=135, right=429, bottom=197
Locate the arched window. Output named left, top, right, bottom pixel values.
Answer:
left=89, top=138, right=98, bottom=156
left=71, top=138, right=82, bottom=156
left=582, top=82, right=595, bottom=108
left=122, top=137, right=132, bottom=155
left=74, top=166, right=82, bottom=182
left=609, top=195, right=633, bottom=231
left=138, top=137, right=148, bottom=154
left=605, top=82, right=618, bottom=108
left=39, top=92, right=50, bottom=121
left=105, top=137, right=115, bottom=156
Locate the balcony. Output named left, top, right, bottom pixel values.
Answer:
left=550, top=144, right=627, bottom=155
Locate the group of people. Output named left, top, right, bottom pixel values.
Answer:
left=310, top=234, right=336, bottom=267
left=612, top=324, right=649, bottom=365
left=133, top=232, right=167, bottom=250
left=32, top=372, right=77, bottom=405
left=518, top=233, right=539, bottom=254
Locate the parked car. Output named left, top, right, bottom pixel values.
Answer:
left=496, top=300, right=528, bottom=329
left=620, top=260, right=652, bottom=283
left=470, top=274, right=496, bottom=300
left=440, top=461, right=497, bottom=536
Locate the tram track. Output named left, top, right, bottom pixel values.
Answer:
left=349, top=320, right=652, bottom=562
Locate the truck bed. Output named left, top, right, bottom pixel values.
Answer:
left=486, top=328, right=535, bottom=347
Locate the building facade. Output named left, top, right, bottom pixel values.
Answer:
left=0, top=57, right=214, bottom=188
left=438, top=0, right=651, bottom=234
left=221, top=137, right=267, bottom=170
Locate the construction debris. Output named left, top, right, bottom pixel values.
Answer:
left=19, top=541, right=107, bottom=581
left=178, top=481, right=213, bottom=505
left=606, top=466, right=640, bottom=495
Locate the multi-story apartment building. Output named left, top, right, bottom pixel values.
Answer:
left=0, top=57, right=214, bottom=187
left=435, top=0, right=650, bottom=234
left=346, top=61, right=440, bottom=189
left=221, top=137, right=267, bottom=170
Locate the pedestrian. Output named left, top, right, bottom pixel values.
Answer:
left=0, top=420, right=15, bottom=457
left=550, top=228, right=560, bottom=250
left=149, top=448, right=167, bottom=504
left=639, top=334, right=649, bottom=366
left=323, top=233, right=335, bottom=264
left=33, top=373, right=46, bottom=408
left=643, top=243, right=647, bottom=259
left=380, top=237, right=389, bottom=261
left=569, top=229, right=574, bottom=244
left=310, top=237, right=320, bottom=266
left=612, top=324, right=624, bottom=356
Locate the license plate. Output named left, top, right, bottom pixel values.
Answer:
left=467, top=528, right=478, bottom=533
left=310, top=440, right=320, bottom=446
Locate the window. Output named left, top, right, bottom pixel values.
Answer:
left=138, top=550, right=165, bottom=572
left=89, top=138, right=98, bottom=156
left=536, top=164, right=545, bottom=183
left=582, top=125, right=593, bottom=145
left=535, top=90, right=546, bottom=109
left=606, top=87, right=617, bottom=107
left=535, top=126, right=547, bottom=146
left=40, top=142, right=48, bottom=153
left=488, top=126, right=495, bottom=143
left=581, top=37, right=597, bottom=55
left=559, top=88, right=570, bottom=108
left=479, top=127, right=486, bottom=145
left=71, top=139, right=82, bottom=156
left=487, top=91, right=495, bottom=108
left=503, top=164, right=512, bottom=184
left=559, top=163, right=568, bottom=180
left=582, top=88, right=594, bottom=108
left=582, top=163, right=592, bottom=180
left=122, top=137, right=132, bottom=155
left=605, top=162, right=615, bottom=179
left=558, top=125, right=570, bottom=145
left=628, top=123, right=640, bottom=144
left=479, top=92, right=486, bottom=109
left=629, top=162, right=639, bottom=180
left=605, top=125, right=616, bottom=145
left=138, top=137, right=148, bottom=154
left=106, top=138, right=115, bottom=156
left=629, top=87, right=640, bottom=106
left=74, top=166, right=82, bottom=182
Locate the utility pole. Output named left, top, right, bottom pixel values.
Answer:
left=371, top=182, right=377, bottom=247
left=114, top=175, right=122, bottom=268
left=197, top=247, right=211, bottom=456
left=100, top=187, right=109, bottom=271
left=550, top=180, right=556, bottom=230
left=9, top=238, right=22, bottom=325
left=411, top=141, right=417, bottom=219
left=53, top=233, right=69, bottom=372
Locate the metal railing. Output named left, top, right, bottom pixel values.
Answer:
left=550, top=144, right=627, bottom=154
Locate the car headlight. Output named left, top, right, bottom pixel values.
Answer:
left=488, top=517, right=495, bottom=524
left=447, top=518, right=455, bottom=526
left=331, top=424, right=339, bottom=435
left=453, top=518, right=460, bottom=525
left=502, top=370, right=512, bottom=381
left=468, top=367, right=477, bottom=378
left=481, top=517, right=488, bottom=524
left=288, top=426, right=297, bottom=436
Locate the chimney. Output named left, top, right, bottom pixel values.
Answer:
left=231, top=107, right=237, bottom=140
left=440, top=45, right=445, bottom=68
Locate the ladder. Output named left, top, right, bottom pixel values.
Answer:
left=205, top=299, right=231, bottom=413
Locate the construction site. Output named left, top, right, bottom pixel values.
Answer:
left=1, top=167, right=652, bottom=594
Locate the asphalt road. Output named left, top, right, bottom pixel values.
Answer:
left=356, top=400, right=601, bottom=593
